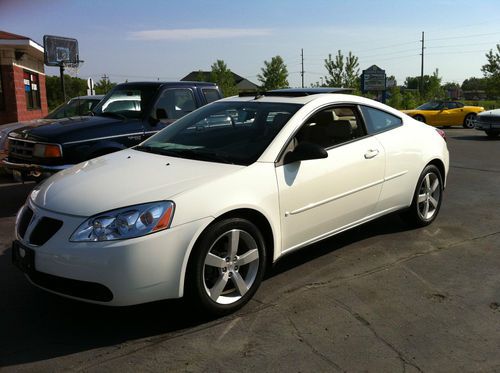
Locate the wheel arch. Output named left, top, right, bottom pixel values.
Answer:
left=427, top=158, right=446, bottom=187
left=180, top=207, right=276, bottom=297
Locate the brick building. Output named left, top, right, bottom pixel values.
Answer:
left=0, top=31, right=48, bottom=125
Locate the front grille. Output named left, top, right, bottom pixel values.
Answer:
left=9, top=138, right=35, bottom=159
left=28, top=271, right=113, bottom=302
left=477, top=116, right=500, bottom=124
left=30, top=217, right=63, bottom=246
left=17, top=206, right=34, bottom=239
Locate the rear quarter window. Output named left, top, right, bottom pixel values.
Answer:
left=202, top=88, right=222, bottom=103
left=360, top=106, right=402, bottom=134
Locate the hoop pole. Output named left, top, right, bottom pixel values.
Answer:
left=60, top=64, right=66, bottom=101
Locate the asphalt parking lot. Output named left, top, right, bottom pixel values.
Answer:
left=0, top=128, right=499, bottom=372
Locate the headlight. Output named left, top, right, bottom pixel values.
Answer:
left=70, top=201, right=175, bottom=242
left=33, top=143, right=62, bottom=158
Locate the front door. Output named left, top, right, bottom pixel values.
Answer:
left=276, top=105, right=386, bottom=252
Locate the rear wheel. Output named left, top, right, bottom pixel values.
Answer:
left=186, top=218, right=266, bottom=316
left=401, top=165, right=443, bottom=227
left=414, top=115, right=425, bottom=123
left=463, top=113, right=477, bottom=129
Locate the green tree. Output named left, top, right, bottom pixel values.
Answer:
left=404, top=69, right=444, bottom=100
left=386, top=86, right=403, bottom=109
left=210, top=60, right=238, bottom=97
left=401, top=90, right=419, bottom=109
left=94, top=76, right=116, bottom=95
left=45, top=75, right=87, bottom=110
left=481, top=44, right=500, bottom=98
left=461, top=77, right=487, bottom=91
left=324, top=50, right=359, bottom=88
left=257, top=55, right=289, bottom=90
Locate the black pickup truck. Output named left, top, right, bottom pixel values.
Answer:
left=3, top=81, right=222, bottom=179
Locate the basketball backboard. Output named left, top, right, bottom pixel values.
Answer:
left=43, top=35, right=79, bottom=67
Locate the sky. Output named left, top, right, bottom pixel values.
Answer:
left=1, top=0, right=500, bottom=88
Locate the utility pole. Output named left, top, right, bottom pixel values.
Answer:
left=420, top=31, right=425, bottom=98
left=301, top=48, right=304, bottom=88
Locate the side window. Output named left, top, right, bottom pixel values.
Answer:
left=445, top=102, right=458, bottom=109
left=360, top=106, right=402, bottom=134
left=202, top=88, right=222, bottom=103
left=153, top=88, right=196, bottom=121
left=295, top=106, right=365, bottom=149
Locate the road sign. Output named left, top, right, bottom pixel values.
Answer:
left=362, top=65, right=386, bottom=91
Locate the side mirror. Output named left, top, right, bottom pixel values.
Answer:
left=149, top=108, right=168, bottom=125
left=284, top=142, right=328, bottom=164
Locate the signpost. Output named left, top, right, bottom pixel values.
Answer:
left=361, top=65, right=387, bottom=103
left=87, top=78, right=95, bottom=96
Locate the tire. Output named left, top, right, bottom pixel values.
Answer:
left=463, top=113, right=476, bottom=129
left=414, top=115, right=425, bottom=123
left=401, top=165, right=443, bottom=227
left=486, top=130, right=499, bottom=138
left=185, top=218, right=267, bottom=316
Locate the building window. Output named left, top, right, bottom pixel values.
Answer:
left=24, top=70, right=41, bottom=110
left=0, top=66, right=5, bottom=111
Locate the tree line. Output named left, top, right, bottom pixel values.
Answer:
left=46, top=43, right=500, bottom=111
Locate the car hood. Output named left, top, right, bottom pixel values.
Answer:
left=8, top=115, right=124, bottom=143
left=30, top=148, right=244, bottom=217
left=478, top=108, right=500, bottom=117
left=1, top=118, right=58, bottom=135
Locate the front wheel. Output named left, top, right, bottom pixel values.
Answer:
left=463, top=113, right=477, bottom=129
left=401, top=165, right=443, bottom=227
left=185, top=218, right=267, bottom=316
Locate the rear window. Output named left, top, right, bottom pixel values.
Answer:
left=360, top=106, right=402, bottom=134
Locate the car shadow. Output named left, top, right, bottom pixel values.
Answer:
left=0, top=213, right=412, bottom=368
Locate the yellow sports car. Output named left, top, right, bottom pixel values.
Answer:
left=402, top=101, right=484, bottom=128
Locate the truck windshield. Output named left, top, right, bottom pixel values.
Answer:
left=93, top=85, right=158, bottom=119
left=136, top=101, right=302, bottom=166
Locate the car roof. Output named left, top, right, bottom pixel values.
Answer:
left=116, top=81, right=218, bottom=89
left=71, top=95, right=105, bottom=100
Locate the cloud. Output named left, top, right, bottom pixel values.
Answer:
left=128, top=28, right=272, bottom=41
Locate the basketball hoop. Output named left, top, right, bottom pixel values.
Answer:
left=63, top=60, right=83, bottom=77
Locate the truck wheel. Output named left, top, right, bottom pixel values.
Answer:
left=186, top=218, right=266, bottom=316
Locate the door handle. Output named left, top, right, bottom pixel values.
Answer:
left=364, top=149, right=379, bottom=159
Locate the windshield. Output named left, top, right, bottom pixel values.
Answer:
left=416, top=101, right=443, bottom=110
left=136, top=101, right=301, bottom=166
left=46, top=98, right=101, bottom=119
left=93, top=85, right=158, bottom=119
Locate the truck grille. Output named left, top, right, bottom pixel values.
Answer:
left=9, top=138, right=35, bottom=159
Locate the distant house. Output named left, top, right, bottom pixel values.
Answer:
left=0, top=30, right=49, bottom=125
left=181, top=71, right=259, bottom=91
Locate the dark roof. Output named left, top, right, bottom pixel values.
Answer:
left=117, top=81, right=217, bottom=89
left=0, top=30, right=30, bottom=40
left=266, top=87, right=354, bottom=97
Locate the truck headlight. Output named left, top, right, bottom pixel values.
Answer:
left=33, top=143, right=63, bottom=158
left=70, top=201, right=175, bottom=242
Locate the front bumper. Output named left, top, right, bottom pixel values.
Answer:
left=14, top=200, right=213, bottom=306
left=2, top=159, right=72, bottom=173
left=475, top=121, right=500, bottom=131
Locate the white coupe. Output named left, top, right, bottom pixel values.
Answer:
left=13, top=89, right=449, bottom=315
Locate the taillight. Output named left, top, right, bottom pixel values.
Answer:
left=435, top=128, right=446, bottom=142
